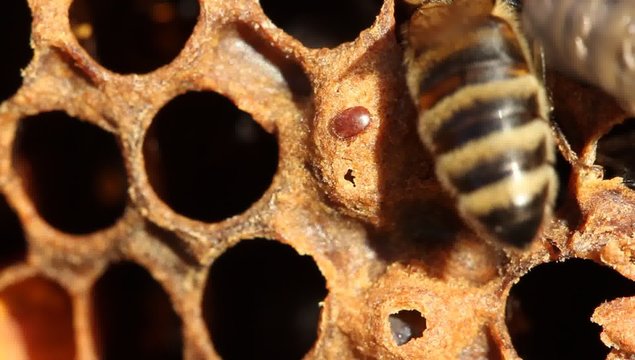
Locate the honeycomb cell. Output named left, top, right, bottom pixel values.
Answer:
left=91, top=262, right=183, bottom=360
left=0, top=195, right=27, bottom=269
left=389, top=309, right=426, bottom=346
left=143, top=91, right=278, bottom=222
left=7, top=0, right=635, bottom=358
left=506, top=259, right=635, bottom=360
left=236, top=24, right=313, bottom=99
left=596, top=119, right=635, bottom=189
left=68, top=0, right=199, bottom=74
left=12, top=111, right=128, bottom=235
left=259, top=0, right=383, bottom=48
left=203, top=239, right=327, bottom=360
left=0, top=277, right=75, bottom=360
left=0, top=0, right=32, bottom=100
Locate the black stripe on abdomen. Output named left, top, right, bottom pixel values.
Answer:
left=449, top=138, right=547, bottom=193
left=433, top=97, right=537, bottom=154
left=477, top=183, right=550, bottom=247
left=417, top=17, right=528, bottom=110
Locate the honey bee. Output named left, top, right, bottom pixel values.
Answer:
left=404, top=0, right=557, bottom=248
left=521, top=0, right=635, bottom=114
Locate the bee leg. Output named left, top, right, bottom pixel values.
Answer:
left=549, top=118, right=604, bottom=177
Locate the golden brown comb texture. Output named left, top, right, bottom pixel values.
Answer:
left=1, top=0, right=635, bottom=359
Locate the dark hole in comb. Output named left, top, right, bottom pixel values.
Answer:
left=69, top=0, right=199, bottom=74
left=0, top=277, right=76, bottom=359
left=12, top=111, right=128, bottom=235
left=203, top=238, right=328, bottom=360
left=143, top=91, right=278, bottom=223
left=0, top=194, right=27, bottom=269
left=0, top=0, right=32, bottom=101
left=595, top=118, right=635, bottom=189
left=259, top=0, right=383, bottom=49
left=344, top=169, right=356, bottom=187
left=506, top=258, right=635, bottom=360
left=92, top=262, right=183, bottom=360
left=389, top=309, right=426, bottom=346
left=553, top=149, right=572, bottom=209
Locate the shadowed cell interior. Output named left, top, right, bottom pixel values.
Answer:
left=0, top=195, right=27, bottom=269
left=506, top=258, right=635, bottom=360
left=0, top=277, right=76, bottom=360
left=91, top=262, right=183, bottom=360
left=143, top=91, right=278, bottom=223
left=595, top=118, right=635, bottom=189
left=259, top=0, right=383, bottom=49
left=0, top=0, right=32, bottom=101
left=69, top=0, right=199, bottom=74
left=12, top=111, right=128, bottom=235
left=203, top=239, right=328, bottom=360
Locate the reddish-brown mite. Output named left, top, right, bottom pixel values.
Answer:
left=330, top=106, right=371, bottom=139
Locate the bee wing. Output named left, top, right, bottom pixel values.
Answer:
left=522, top=0, right=635, bottom=114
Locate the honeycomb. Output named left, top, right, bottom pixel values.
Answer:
left=1, top=0, right=635, bottom=359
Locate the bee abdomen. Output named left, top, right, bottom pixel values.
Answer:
left=432, top=106, right=556, bottom=247
left=433, top=97, right=536, bottom=154
left=436, top=118, right=553, bottom=192
left=448, top=136, right=547, bottom=193
left=458, top=165, right=556, bottom=247
left=416, top=18, right=529, bottom=110
left=407, top=13, right=557, bottom=247
left=476, top=182, right=550, bottom=247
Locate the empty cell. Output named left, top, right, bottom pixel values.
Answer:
left=0, top=195, right=27, bottom=269
left=596, top=119, right=635, bottom=189
left=143, top=91, right=278, bottom=222
left=0, top=277, right=75, bottom=360
left=203, top=239, right=328, bottom=360
left=236, top=24, right=312, bottom=99
left=69, top=0, right=199, bottom=74
left=259, top=0, right=383, bottom=49
left=0, top=0, right=32, bottom=100
left=553, top=150, right=572, bottom=210
left=12, top=111, right=128, bottom=235
left=91, top=262, right=183, bottom=360
left=506, top=258, right=635, bottom=360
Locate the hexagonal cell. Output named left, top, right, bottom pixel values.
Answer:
left=12, top=111, right=128, bottom=235
left=91, top=262, right=183, bottom=360
left=203, top=239, right=327, bottom=360
left=0, top=0, right=32, bottom=100
left=235, top=23, right=312, bottom=99
left=596, top=118, right=635, bottom=189
left=259, top=0, right=383, bottom=48
left=0, top=194, right=27, bottom=269
left=68, top=0, right=199, bottom=74
left=0, top=277, right=75, bottom=360
left=143, top=91, right=278, bottom=222
left=506, top=258, right=635, bottom=359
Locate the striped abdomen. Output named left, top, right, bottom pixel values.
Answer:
left=406, top=14, right=557, bottom=247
